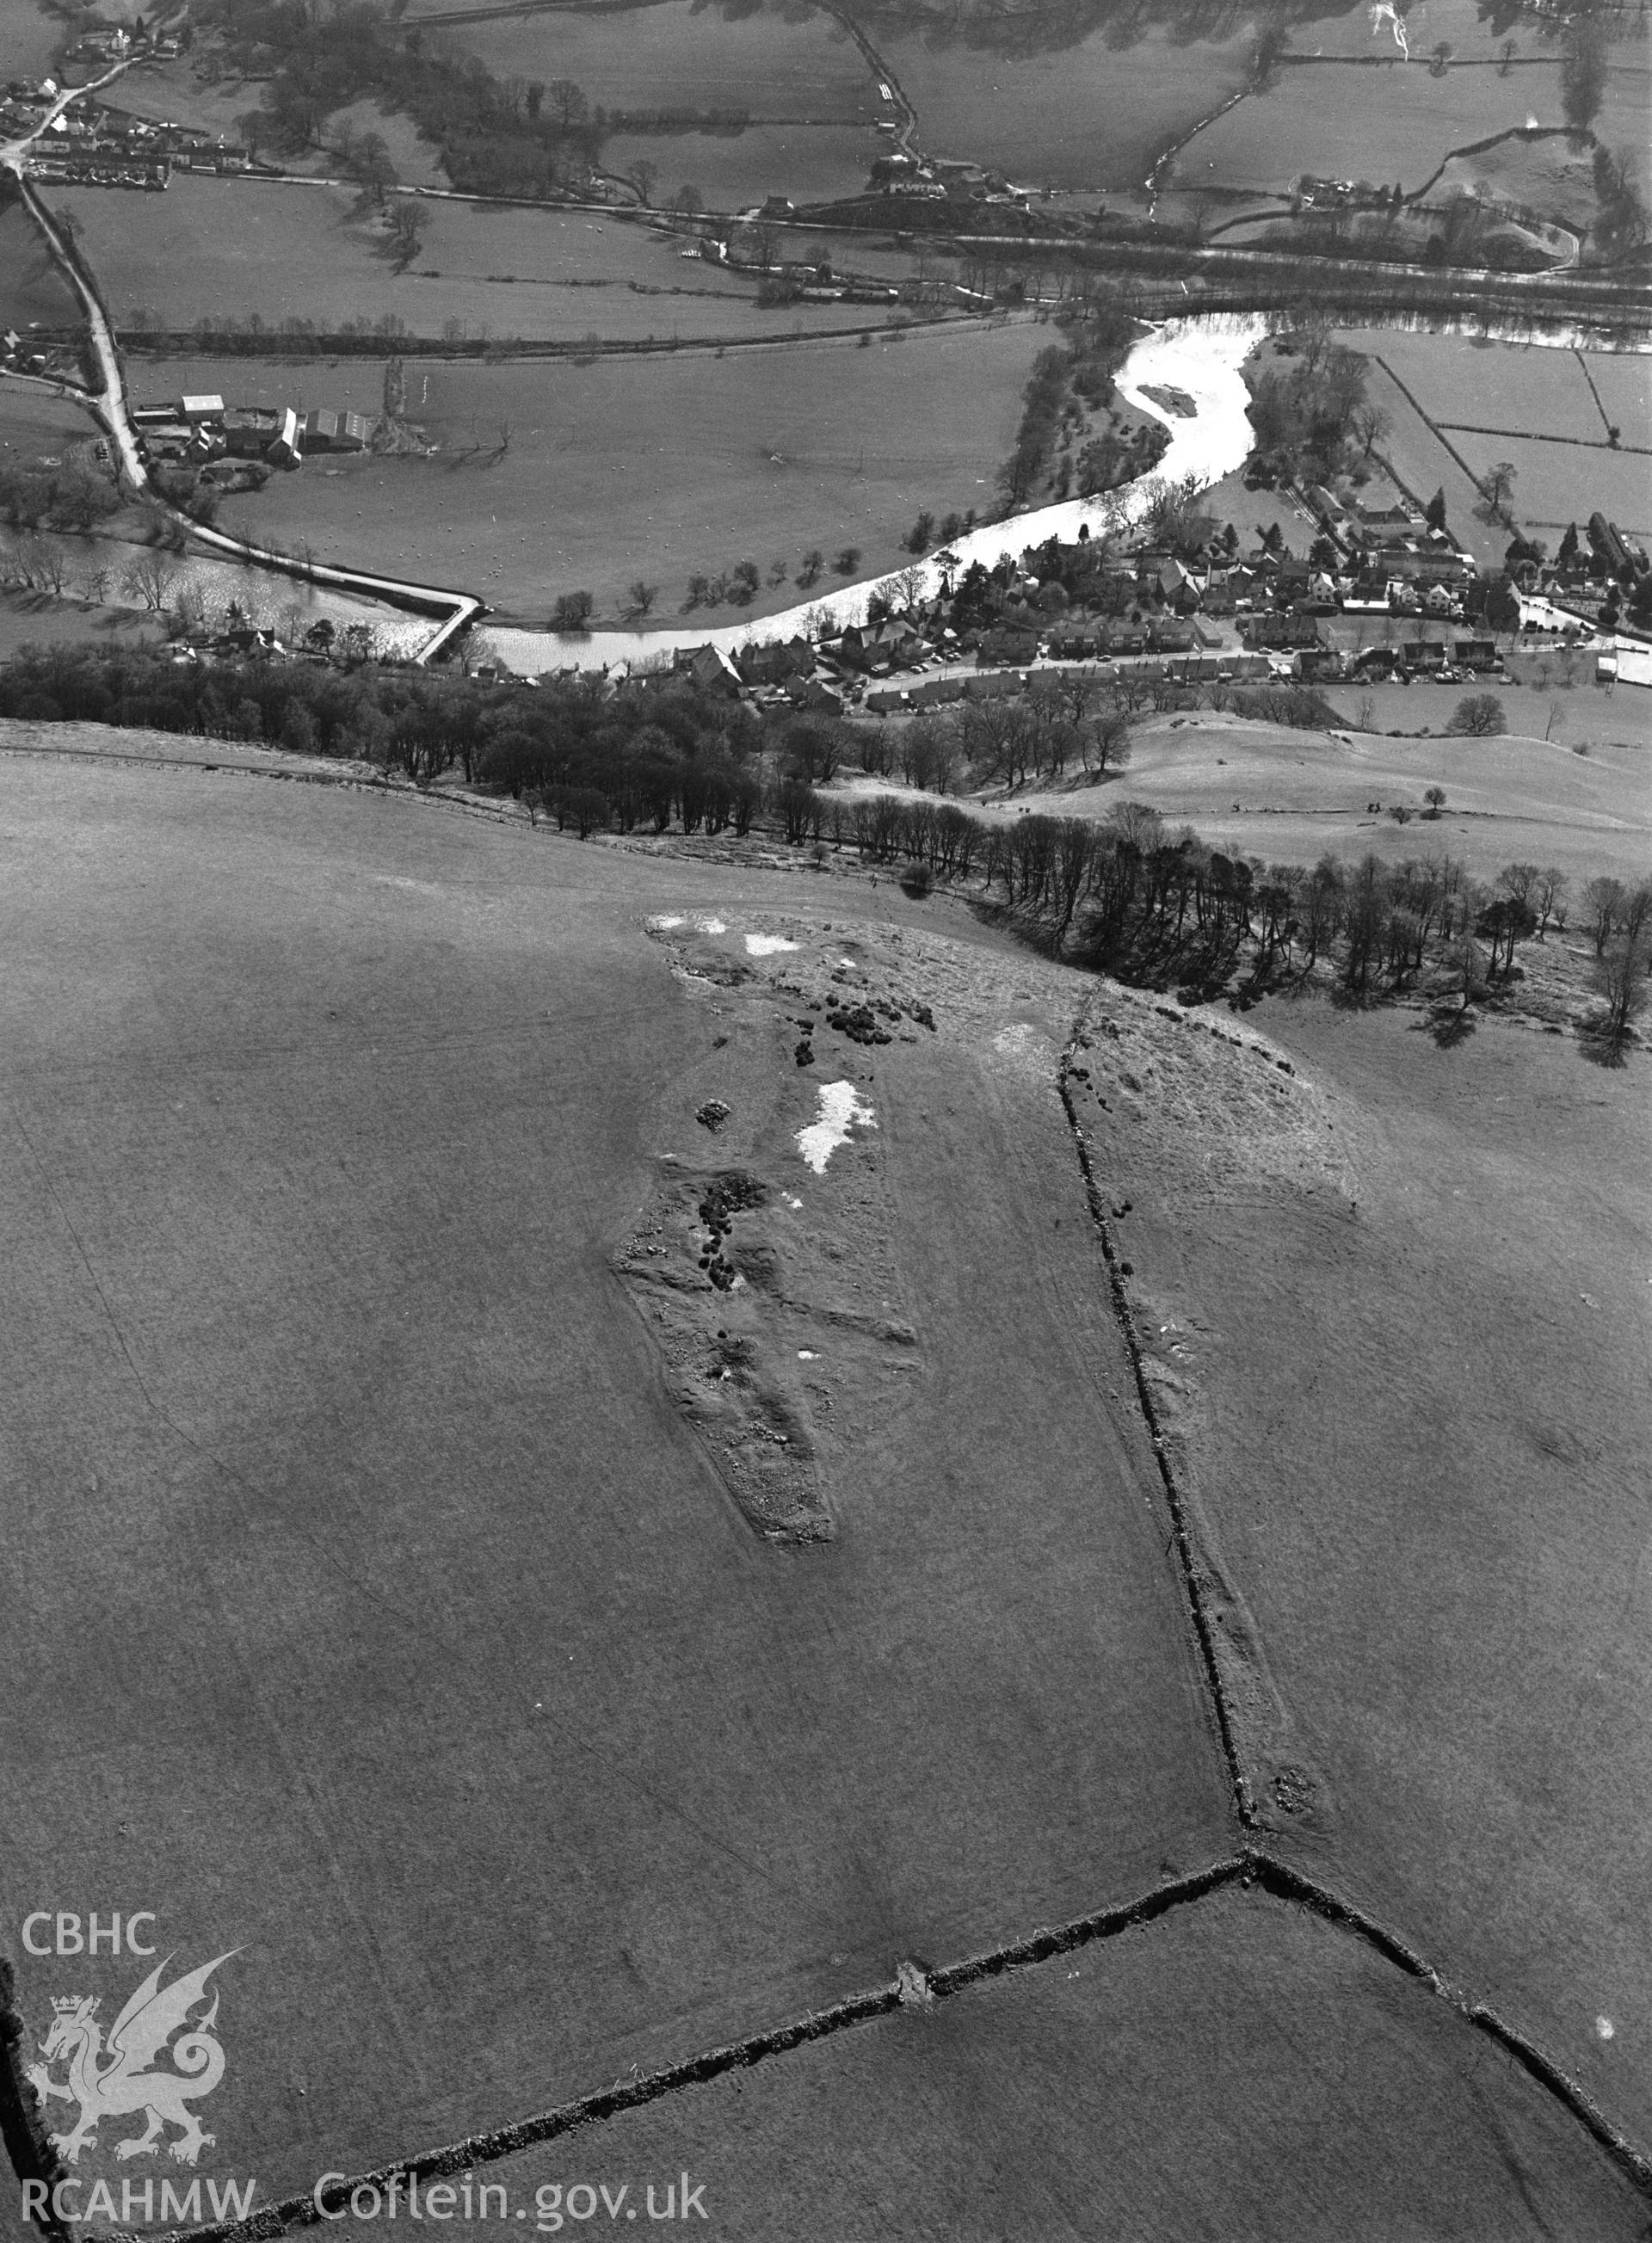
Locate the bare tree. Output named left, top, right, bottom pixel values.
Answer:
left=552, top=589, right=594, bottom=632
left=1352, top=403, right=1391, bottom=458
left=122, top=549, right=177, bottom=611
left=547, top=79, right=588, bottom=131
left=887, top=564, right=927, bottom=613
left=1477, top=461, right=1518, bottom=524
left=1593, top=937, right=1649, bottom=1055
left=1446, top=933, right=1489, bottom=1013
left=386, top=200, right=426, bottom=273
left=1087, top=705, right=1131, bottom=774
left=629, top=158, right=658, bottom=206
left=1582, top=874, right=1624, bottom=955
left=626, top=580, right=659, bottom=618
left=1534, top=866, right=1568, bottom=936
left=1450, top=693, right=1506, bottom=736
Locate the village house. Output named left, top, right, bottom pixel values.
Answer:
left=782, top=675, right=843, bottom=713
left=671, top=644, right=743, bottom=698
left=1243, top=613, right=1322, bottom=651
left=734, top=636, right=812, bottom=688
left=838, top=618, right=928, bottom=674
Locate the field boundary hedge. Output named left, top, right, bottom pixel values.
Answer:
left=1057, top=1020, right=1257, bottom=1826
left=96, top=1845, right=1651, bottom=2243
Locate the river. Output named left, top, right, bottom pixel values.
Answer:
left=477, top=313, right=1271, bottom=678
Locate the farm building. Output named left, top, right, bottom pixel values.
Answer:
left=268, top=407, right=301, bottom=468
left=222, top=406, right=280, bottom=458
left=1588, top=513, right=1632, bottom=577
left=302, top=409, right=372, bottom=454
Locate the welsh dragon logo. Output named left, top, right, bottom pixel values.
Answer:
left=27, top=1952, right=237, bottom=2168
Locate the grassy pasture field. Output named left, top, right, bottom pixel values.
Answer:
left=1585, top=350, right=1652, bottom=436
left=1433, top=135, right=1600, bottom=232
left=0, top=590, right=168, bottom=659
left=1354, top=327, right=1605, bottom=434
left=56, top=179, right=880, bottom=346
left=0, top=379, right=104, bottom=466
left=1452, top=426, right=1652, bottom=538
left=1009, top=707, right=1652, bottom=885
left=601, top=120, right=875, bottom=207
left=1593, top=65, right=1652, bottom=200
left=0, top=749, right=1231, bottom=2207
left=0, top=0, right=70, bottom=86
left=421, top=0, right=878, bottom=120
left=137, top=324, right=1045, bottom=619
left=104, top=53, right=271, bottom=145
left=1084, top=995, right=1652, bottom=2148
left=1333, top=328, right=1650, bottom=538
left=0, top=202, right=83, bottom=335
left=874, top=24, right=1250, bottom=193
left=1182, top=59, right=1565, bottom=197
left=410, top=1885, right=1649, bottom=2238
left=1352, top=351, right=1515, bottom=567
left=313, top=97, right=449, bottom=190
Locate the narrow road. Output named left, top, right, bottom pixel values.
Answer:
left=818, top=4, right=921, bottom=160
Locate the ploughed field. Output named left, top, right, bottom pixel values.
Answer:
left=3, top=746, right=1650, bottom=2230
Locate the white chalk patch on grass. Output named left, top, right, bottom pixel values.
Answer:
left=648, top=914, right=685, bottom=929
left=784, top=1192, right=803, bottom=1209
left=1597, top=2017, right=1616, bottom=2040
left=798, top=1349, right=818, bottom=1360
left=796, top=1081, right=878, bottom=1173
left=695, top=916, right=728, bottom=934
left=745, top=934, right=799, bottom=955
